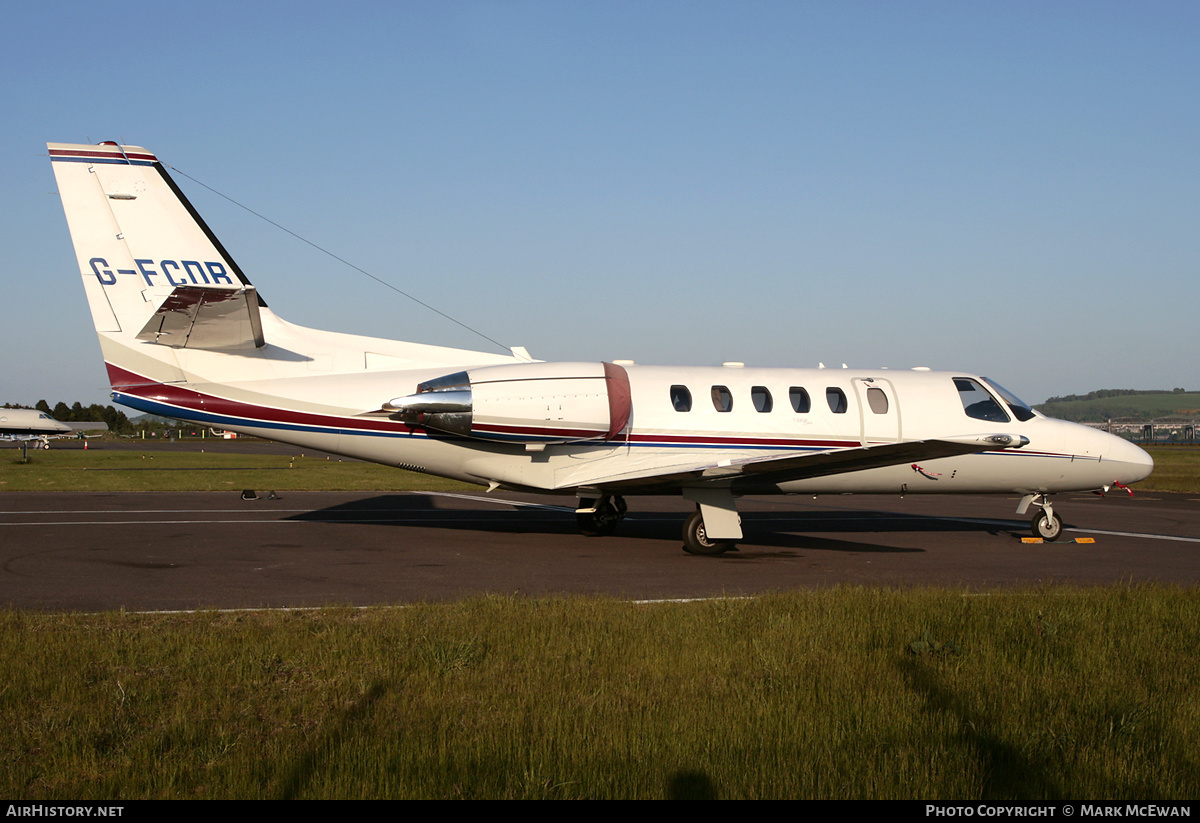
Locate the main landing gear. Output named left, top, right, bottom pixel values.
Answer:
left=680, top=488, right=743, bottom=556
left=575, top=490, right=744, bottom=557
left=576, top=495, right=627, bottom=536
left=1018, top=492, right=1064, bottom=541
left=682, top=509, right=737, bottom=556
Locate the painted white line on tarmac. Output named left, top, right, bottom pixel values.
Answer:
left=1066, top=527, right=1200, bottom=543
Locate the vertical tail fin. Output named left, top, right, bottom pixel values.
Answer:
left=49, top=142, right=267, bottom=386
left=49, top=140, right=258, bottom=324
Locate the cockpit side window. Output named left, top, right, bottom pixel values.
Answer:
left=955, top=378, right=1010, bottom=423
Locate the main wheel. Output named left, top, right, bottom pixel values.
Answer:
left=1031, top=510, right=1064, bottom=541
left=682, top=509, right=735, bottom=556
left=577, top=497, right=623, bottom=537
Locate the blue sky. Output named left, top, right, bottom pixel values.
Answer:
left=4, top=1, right=1197, bottom=408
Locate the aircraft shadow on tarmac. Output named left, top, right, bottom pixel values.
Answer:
left=281, top=494, right=1036, bottom=556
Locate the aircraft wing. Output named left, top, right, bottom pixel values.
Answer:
left=587, top=434, right=1027, bottom=493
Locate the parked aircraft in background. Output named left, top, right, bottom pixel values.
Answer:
left=0, top=408, right=73, bottom=439
left=0, top=408, right=73, bottom=451
left=48, top=141, right=1153, bottom=553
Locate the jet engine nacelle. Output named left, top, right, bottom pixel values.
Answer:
left=385, top=361, right=632, bottom=444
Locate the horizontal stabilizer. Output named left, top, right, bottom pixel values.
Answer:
left=136, top=286, right=265, bottom=350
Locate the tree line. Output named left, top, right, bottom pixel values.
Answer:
left=1042, top=388, right=1190, bottom=404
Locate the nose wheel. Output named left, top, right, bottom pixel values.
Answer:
left=1031, top=509, right=1064, bottom=541
left=1020, top=493, right=1064, bottom=542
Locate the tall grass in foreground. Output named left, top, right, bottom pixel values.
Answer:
left=3, top=587, right=1198, bottom=799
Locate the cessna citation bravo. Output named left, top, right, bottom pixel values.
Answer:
left=48, top=141, right=1153, bottom=554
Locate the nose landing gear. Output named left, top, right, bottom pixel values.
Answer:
left=1019, top=493, right=1064, bottom=542
left=1031, top=508, right=1064, bottom=541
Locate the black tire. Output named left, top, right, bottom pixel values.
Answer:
left=682, top=509, right=734, bottom=556
left=1032, top=510, right=1064, bottom=542
left=578, top=498, right=621, bottom=537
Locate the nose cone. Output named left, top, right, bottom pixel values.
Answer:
left=1107, top=435, right=1154, bottom=485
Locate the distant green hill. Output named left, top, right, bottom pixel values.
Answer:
left=1035, top=389, right=1200, bottom=423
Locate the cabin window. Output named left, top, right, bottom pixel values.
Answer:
left=955, top=378, right=1009, bottom=423
left=789, top=387, right=811, bottom=413
left=751, top=386, right=773, bottom=413
left=866, top=387, right=889, bottom=414
left=711, top=385, right=733, bottom=412
left=826, top=387, right=848, bottom=414
left=670, top=385, right=692, bottom=412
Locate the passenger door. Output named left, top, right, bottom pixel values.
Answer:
left=852, top=377, right=901, bottom=445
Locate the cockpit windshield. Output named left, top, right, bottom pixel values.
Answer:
left=982, top=378, right=1037, bottom=422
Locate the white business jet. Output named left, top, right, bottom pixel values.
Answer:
left=0, top=408, right=73, bottom=459
left=0, top=408, right=73, bottom=445
left=48, top=142, right=1153, bottom=554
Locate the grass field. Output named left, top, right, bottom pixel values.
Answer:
left=0, top=448, right=475, bottom=492
left=4, top=588, right=1198, bottom=800
left=1036, top=392, right=1200, bottom=422
left=1135, top=447, right=1200, bottom=494
left=3, top=443, right=1197, bottom=493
